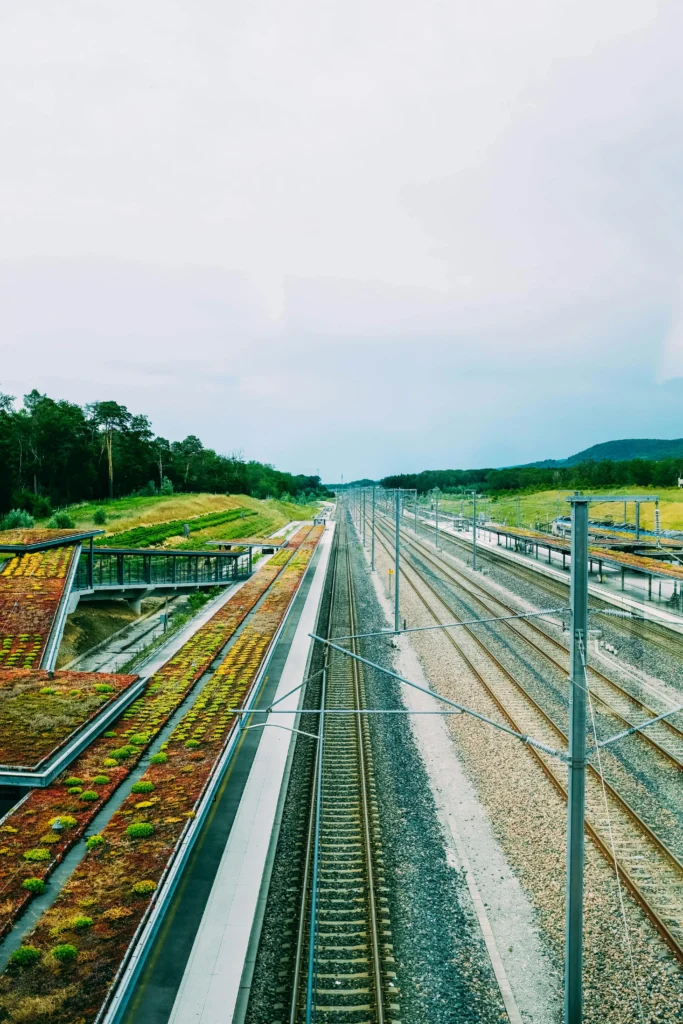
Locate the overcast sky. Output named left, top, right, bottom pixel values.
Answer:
left=1, top=1, right=682, bottom=480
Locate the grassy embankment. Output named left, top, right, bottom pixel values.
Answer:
left=440, top=487, right=683, bottom=532
left=55, top=493, right=319, bottom=666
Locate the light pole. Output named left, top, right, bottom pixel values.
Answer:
left=565, top=493, right=589, bottom=1024
left=371, top=485, right=376, bottom=570
left=394, top=489, right=401, bottom=632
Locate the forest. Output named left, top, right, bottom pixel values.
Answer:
left=0, top=389, right=330, bottom=515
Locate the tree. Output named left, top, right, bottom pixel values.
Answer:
left=87, top=401, right=132, bottom=499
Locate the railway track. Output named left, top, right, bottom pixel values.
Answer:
left=290, top=509, right=393, bottom=1023
left=366, top=512, right=683, bottom=965
left=384, top=517, right=683, bottom=771
left=418, top=513, right=683, bottom=660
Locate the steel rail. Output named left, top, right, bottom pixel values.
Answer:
left=420, top=515, right=683, bottom=660
left=369, top=517, right=683, bottom=963
left=385, top=517, right=683, bottom=770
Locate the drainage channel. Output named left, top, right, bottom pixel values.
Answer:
left=121, top=540, right=324, bottom=1024
left=0, top=563, right=295, bottom=969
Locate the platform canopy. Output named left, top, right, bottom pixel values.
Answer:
left=206, top=538, right=286, bottom=550
left=0, top=528, right=103, bottom=552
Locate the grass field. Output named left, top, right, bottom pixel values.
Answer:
left=40, top=494, right=320, bottom=548
left=440, top=486, right=683, bottom=532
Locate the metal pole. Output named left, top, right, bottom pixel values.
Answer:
left=565, top=495, right=588, bottom=1024
left=435, top=492, right=440, bottom=550
left=415, top=491, right=418, bottom=535
left=394, top=490, right=401, bottom=632
left=371, top=486, right=375, bottom=570
left=635, top=501, right=640, bottom=542
left=362, top=490, right=366, bottom=546
left=472, top=491, right=478, bottom=571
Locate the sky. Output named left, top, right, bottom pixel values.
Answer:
left=1, top=0, right=683, bottom=481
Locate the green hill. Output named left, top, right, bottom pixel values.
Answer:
left=526, top=438, right=683, bottom=468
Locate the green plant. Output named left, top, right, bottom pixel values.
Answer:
left=67, top=787, right=82, bottom=794
left=1, top=509, right=34, bottom=530
left=22, top=878, right=46, bottom=894
left=51, top=943, right=78, bottom=963
left=10, top=945, right=41, bottom=967
left=131, top=781, right=154, bottom=794
left=131, top=879, right=157, bottom=897
left=149, top=752, right=167, bottom=764
left=111, top=746, right=136, bottom=760
left=125, top=822, right=154, bottom=839
left=70, top=916, right=93, bottom=931
left=91, top=775, right=110, bottom=785
left=63, top=777, right=83, bottom=786
left=40, top=833, right=60, bottom=845
left=86, top=835, right=104, bottom=851
left=103, top=731, right=117, bottom=738
left=94, top=683, right=114, bottom=694
left=49, top=816, right=77, bottom=829
left=93, top=508, right=107, bottom=525
left=48, top=511, right=76, bottom=529
left=160, top=477, right=174, bottom=495
left=128, top=733, right=149, bottom=745
left=23, top=848, right=50, bottom=862
left=103, top=758, right=118, bottom=767
left=79, top=791, right=99, bottom=802
left=39, top=686, right=56, bottom=695
left=185, top=739, right=200, bottom=749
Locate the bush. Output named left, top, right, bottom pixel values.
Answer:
left=39, top=687, right=56, bottom=695
left=160, top=477, right=174, bottom=495
left=51, top=943, right=78, bottom=964
left=94, top=683, right=114, bottom=694
left=185, top=739, right=200, bottom=749
left=103, top=758, right=118, bottom=767
left=22, top=878, right=46, bottom=895
left=92, top=508, right=107, bottom=525
left=1, top=509, right=34, bottom=530
left=23, top=848, right=50, bottom=862
left=49, top=816, right=77, bottom=829
left=103, top=731, right=117, bottom=738
left=131, top=879, right=157, bottom=897
left=85, top=835, right=104, bottom=851
left=48, top=511, right=76, bottom=529
left=70, top=916, right=93, bottom=931
left=79, top=791, right=98, bottom=802
left=63, top=777, right=83, bottom=787
left=32, top=495, right=52, bottom=518
left=111, top=746, right=136, bottom=760
left=67, top=787, right=82, bottom=795
left=126, top=822, right=154, bottom=839
left=128, top=733, right=149, bottom=745
left=131, top=781, right=154, bottom=794
left=91, top=775, right=110, bottom=785
left=10, top=946, right=41, bottom=968
left=149, top=752, right=167, bottom=765
left=40, top=834, right=60, bottom=845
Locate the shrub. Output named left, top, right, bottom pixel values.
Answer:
left=70, top=916, right=93, bottom=931
left=103, top=731, right=117, bottom=738
left=126, top=822, right=154, bottom=839
left=94, top=683, right=114, bottom=694
left=67, top=787, right=83, bottom=795
left=79, top=791, right=98, bottom=802
left=51, top=943, right=78, bottom=964
left=39, top=686, right=56, bottom=695
left=128, top=733, right=149, bottom=745
left=40, top=834, right=60, bottom=845
left=85, top=835, right=104, bottom=851
left=10, top=946, right=41, bottom=968
left=111, top=746, right=136, bottom=760
left=31, top=495, right=52, bottom=518
left=160, top=477, right=174, bottom=495
left=103, top=758, right=118, bottom=767
left=49, top=816, right=77, bottom=829
left=149, top=752, right=167, bottom=765
left=23, top=848, right=50, bottom=862
left=1, top=509, right=34, bottom=530
left=185, top=739, right=200, bottom=749
left=22, top=878, right=46, bottom=895
left=64, top=777, right=83, bottom=787
left=48, top=511, right=75, bottom=529
left=131, top=879, right=157, bottom=897
left=135, top=801, right=154, bottom=810
left=131, top=781, right=154, bottom=794
left=92, top=508, right=107, bottom=525
left=91, top=775, right=110, bottom=785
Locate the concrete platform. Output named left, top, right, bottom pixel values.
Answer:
left=121, top=522, right=334, bottom=1024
